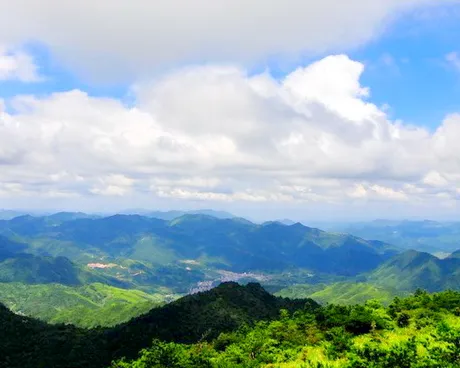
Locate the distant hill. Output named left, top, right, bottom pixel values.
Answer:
left=121, top=209, right=235, bottom=220
left=367, top=249, right=460, bottom=292
left=276, top=219, right=297, bottom=225
left=448, top=249, right=460, bottom=259
left=45, top=211, right=100, bottom=223
left=0, top=210, right=27, bottom=220
left=0, top=252, right=127, bottom=287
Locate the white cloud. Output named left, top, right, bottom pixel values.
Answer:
left=1, top=54, right=460, bottom=216
left=0, top=45, right=41, bottom=82
left=446, top=51, right=460, bottom=71
left=0, top=0, right=454, bottom=80
left=423, top=171, right=448, bottom=187
left=90, top=174, right=134, bottom=196
left=283, top=54, right=379, bottom=122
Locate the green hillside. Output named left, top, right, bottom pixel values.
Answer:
left=0, top=282, right=314, bottom=368
left=0, top=235, right=28, bottom=260
left=0, top=253, right=128, bottom=287
left=368, top=249, right=460, bottom=291
left=0, top=282, right=166, bottom=328
left=276, top=282, right=403, bottom=305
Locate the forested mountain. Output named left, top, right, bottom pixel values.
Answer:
left=0, top=247, right=127, bottom=287
left=0, top=282, right=315, bottom=368
left=0, top=214, right=398, bottom=275
left=0, top=212, right=458, bottom=330
left=1, top=283, right=459, bottom=368
left=368, top=249, right=460, bottom=291
left=0, top=235, right=27, bottom=260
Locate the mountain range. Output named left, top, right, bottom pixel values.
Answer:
left=0, top=213, right=398, bottom=275
left=0, top=211, right=458, bottom=330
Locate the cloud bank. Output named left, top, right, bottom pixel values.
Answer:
left=0, top=0, right=454, bottom=80
left=1, top=55, right=459, bottom=215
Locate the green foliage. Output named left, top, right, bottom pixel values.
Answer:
left=396, top=312, right=410, bottom=327
left=111, top=288, right=460, bottom=368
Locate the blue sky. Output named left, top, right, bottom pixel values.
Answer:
left=352, top=5, right=460, bottom=129
left=1, top=1, right=460, bottom=221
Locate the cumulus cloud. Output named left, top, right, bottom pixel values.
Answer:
left=0, top=45, right=41, bottom=82
left=1, top=54, right=460, bottom=215
left=0, top=0, right=454, bottom=80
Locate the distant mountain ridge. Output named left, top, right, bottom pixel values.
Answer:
left=0, top=213, right=399, bottom=276
left=335, top=219, right=460, bottom=253
left=0, top=210, right=28, bottom=220
left=120, top=209, right=235, bottom=220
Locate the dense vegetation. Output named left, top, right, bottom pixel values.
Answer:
left=0, top=282, right=165, bottom=328
left=0, top=282, right=314, bottom=368
left=1, top=283, right=458, bottom=368
left=111, top=288, right=460, bottom=368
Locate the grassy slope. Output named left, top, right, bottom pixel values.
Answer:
left=276, top=282, right=403, bottom=305
left=0, top=282, right=166, bottom=327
